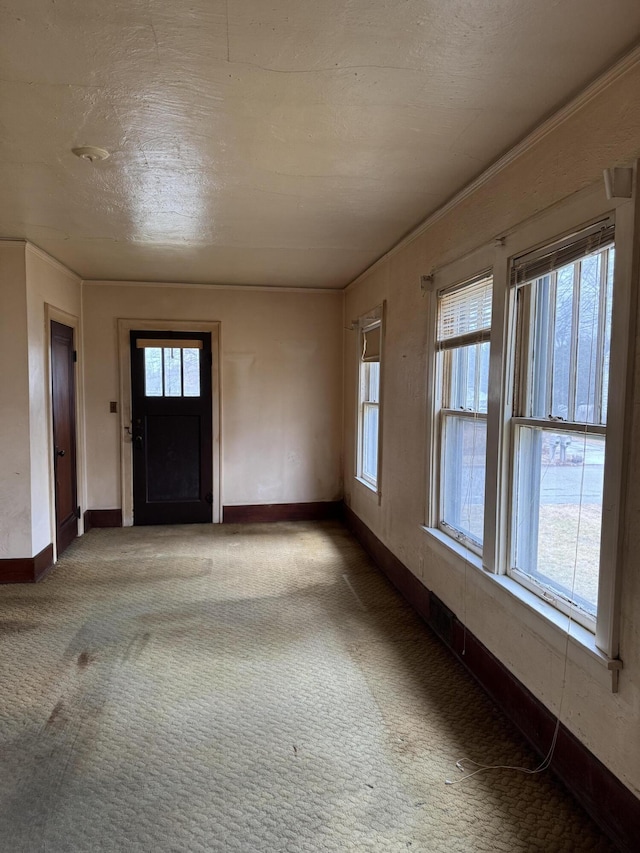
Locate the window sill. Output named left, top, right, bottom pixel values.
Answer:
left=354, top=476, right=379, bottom=497
left=420, top=525, right=621, bottom=690
left=491, top=574, right=619, bottom=675
left=420, top=525, right=484, bottom=572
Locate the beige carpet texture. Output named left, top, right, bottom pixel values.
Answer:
left=0, top=521, right=616, bottom=852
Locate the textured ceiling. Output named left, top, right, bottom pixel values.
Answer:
left=1, top=1, right=640, bottom=288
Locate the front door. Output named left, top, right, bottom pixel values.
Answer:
left=130, top=331, right=213, bottom=525
left=51, top=320, right=78, bottom=554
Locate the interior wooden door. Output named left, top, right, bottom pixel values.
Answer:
left=51, top=320, right=78, bottom=555
left=130, top=331, right=213, bottom=525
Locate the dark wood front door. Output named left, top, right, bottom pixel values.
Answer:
left=51, top=320, right=78, bottom=555
left=130, top=331, right=213, bottom=525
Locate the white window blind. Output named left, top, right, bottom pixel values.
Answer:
left=437, top=275, right=492, bottom=347
left=510, top=219, right=615, bottom=286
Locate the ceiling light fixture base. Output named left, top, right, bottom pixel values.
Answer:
left=72, top=146, right=110, bottom=163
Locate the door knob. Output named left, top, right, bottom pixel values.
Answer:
left=56, top=449, right=66, bottom=457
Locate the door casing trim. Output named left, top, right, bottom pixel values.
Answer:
left=117, top=319, right=222, bottom=526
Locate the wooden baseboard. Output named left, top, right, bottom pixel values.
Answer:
left=223, top=501, right=342, bottom=524
left=341, top=503, right=640, bottom=853
left=83, top=509, right=123, bottom=532
left=0, top=543, right=54, bottom=584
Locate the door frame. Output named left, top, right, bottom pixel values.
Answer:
left=118, top=319, right=222, bottom=526
left=45, top=305, right=86, bottom=558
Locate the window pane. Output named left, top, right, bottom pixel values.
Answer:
left=144, top=348, right=163, bottom=396
left=530, top=274, right=554, bottom=418
left=367, top=361, right=380, bottom=403
left=551, top=266, right=573, bottom=419
left=362, top=404, right=378, bottom=482
left=512, top=426, right=604, bottom=616
left=164, top=347, right=182, bottom=396
left=449, top=342, right=489, bottom=412
left=441, top=415, right=486, bottom=546
left=526, top=246, right=612, bottom=425
left=575, top=254, right=601, bottom=423
left=183, top=348, right=201, bottom=397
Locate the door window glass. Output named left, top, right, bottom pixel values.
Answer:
left=164, top=348, right=182, bottom=397
left=144, top=348, right=163, bottom=396
left=183, top=348, right=201, bottom=397
left=143, top=345, right=201, bottom=398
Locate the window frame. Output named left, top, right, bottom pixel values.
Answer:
left=506, top=240, right=614, bottom=633
left=355, top=304, right=384, bottom=496
left=433, top=274, right=493, bottom=555
left=359, top=360, right=380, bottom=488
left=424, top=245, right=496, bottom=551
left=424, top=177, right=638, bottom=666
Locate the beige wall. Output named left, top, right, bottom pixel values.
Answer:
left=344, top=62, right=640, bottom=793
left=82, top=283, right=343, bottom=511
left=0, top=244, right=31, bottom=557
left=0, top=243, right=82, bottom=558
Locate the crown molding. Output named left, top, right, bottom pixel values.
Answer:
left=0, top=238, right=81, bottom=282
left=0, top=238, right=28, bottom=249
left=24, top=241, right=82, bottom=283
left=83, top=279, right=342, bottom=295
left=345, top=42, right=640, bottom=293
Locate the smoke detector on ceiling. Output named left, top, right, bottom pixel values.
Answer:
left=72, top=146, right=110, bottom=163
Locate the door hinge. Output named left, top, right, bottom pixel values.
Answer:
left=76, top=505, right=81, bottom=519
left=73, top=350, right=78, bottom=363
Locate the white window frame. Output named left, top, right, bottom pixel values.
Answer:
left=424, top=245, right=496, bottom=562
left=507, top=235, right=614, bottom=633
left=424, top=174, right=639, bottom=668
left=355, top=305, right=384, bottom=496
left=432, top=274, right=493, bottom=555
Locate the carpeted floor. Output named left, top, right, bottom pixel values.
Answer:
left=0, top=521, right=616, bottom=852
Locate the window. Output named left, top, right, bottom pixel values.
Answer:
left=357, top=310, right=383, bottom=490
left=508, top=226, right=615, bottom=631
left=424, top=188, right=635, bottom=665
left=137, top=339, right=202, bottom=398
left=435, top=275, right=492, bottom=553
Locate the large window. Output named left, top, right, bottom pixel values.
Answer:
left=424, top=193, right=635, bottom=664
left=357, top=311, right=382, bottom=490
left=435, top=275, right=492, bottom=553
left=509, top=227, right=615, bottom=631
